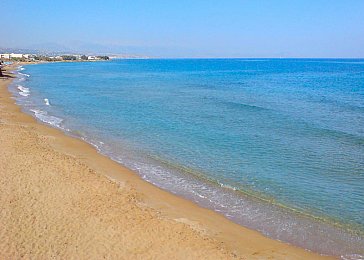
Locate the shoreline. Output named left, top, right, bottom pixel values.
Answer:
left=0, top=63, right=332, bottom=259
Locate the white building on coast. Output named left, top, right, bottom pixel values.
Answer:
left=0, top=53, right=31, bottom=60
left=87, top=56, right=98, bottom=60
left=0, top=54, right=10, bottom=59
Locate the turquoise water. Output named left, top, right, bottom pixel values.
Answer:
left=12, top=59, right=364, bottom=258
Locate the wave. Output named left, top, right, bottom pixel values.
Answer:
left=44, top=98, right=50, bottom=106
left=17, top=85, right=30, bottom=97
left=29, top=109, right=63, bottom=127
left=18, top=72, right=30, bottom=77
left=221, top=100, right=272, bottom=112
left=18, top=92, right=29, bottom=97
left=17, top=85, right=30, bottom=93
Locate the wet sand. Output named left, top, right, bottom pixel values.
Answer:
left=0, top=64, right=333, bottom=259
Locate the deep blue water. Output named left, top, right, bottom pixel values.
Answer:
left=12, top=59, right=364, bottom=258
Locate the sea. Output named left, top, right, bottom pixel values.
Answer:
left=10, top=59, right=364, bottom=259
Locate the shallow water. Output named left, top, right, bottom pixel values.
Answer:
left=11, top=59, right=364, bottom=258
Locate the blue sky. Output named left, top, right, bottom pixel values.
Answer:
left=1, top=0, right=364, bottom=57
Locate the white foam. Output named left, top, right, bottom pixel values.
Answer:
left=17, top=85, right=30, bottom=97
left=218, top=181, right=238, bottom=191
left=19, top=92, right=29, bottom=97
left=44, top=98, right=50, bottom=106
left=18, top=72, right=30, bottom=77
left=341, top=254, right=364, bottom=260
left=17, top=85, right=30, bottom=93
left=30, top=109, right=63, bottom=127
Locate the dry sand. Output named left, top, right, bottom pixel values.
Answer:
left=0, top=64, right=333, bottom=259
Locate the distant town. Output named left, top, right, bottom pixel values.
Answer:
left=0, top=53, right=110, bottom=62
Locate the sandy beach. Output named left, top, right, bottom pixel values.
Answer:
left=0, top=64, right=333, bottom=259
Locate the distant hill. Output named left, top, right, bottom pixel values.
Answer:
left=0, top=43, right=151, bottom=58
left=0, top=47, right=41, bottom=54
